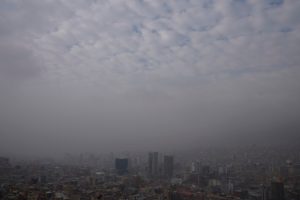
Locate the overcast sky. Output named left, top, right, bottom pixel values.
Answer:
left=0, top=0, right=300, bottom=156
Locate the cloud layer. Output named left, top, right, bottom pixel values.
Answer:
left=0, top=0, right=300, bottom=155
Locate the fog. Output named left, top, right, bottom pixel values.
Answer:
left=1, top=0, right=300, bottom=156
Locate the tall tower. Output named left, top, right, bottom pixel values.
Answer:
left=148, top=152, right=153, bottom=176
left=115, top=158, right=128, bottom=175
left=164, top=155, right=174, bottom=179
left=148, top=152, right=159, bottom=177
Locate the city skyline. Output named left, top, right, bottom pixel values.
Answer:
left=1, top=147, right=299, bottom=199
left=1, top=1, right=300, bottom=199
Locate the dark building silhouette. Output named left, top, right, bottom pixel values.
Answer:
left=164, top=155, right=174, bottom=179
left=148, top=152, right=158, bottom=177
left=271, top=181, right=284, bottom=200
left=0, top=157, right=10, bottom=175
left=261, top=184, right=270, bottom=200
left=115, top=158, right=128, bottom=175
left=169, top=191, right=183, bottom=200
left=201, top=165, right=210, bottom=176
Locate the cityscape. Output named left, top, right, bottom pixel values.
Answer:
left=1, top=0, right=300, bottom=199
left=1, top=146, right=300, bottom=199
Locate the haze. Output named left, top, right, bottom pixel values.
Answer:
left=0, top=0, right=300, bottom=156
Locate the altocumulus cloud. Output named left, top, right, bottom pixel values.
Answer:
left=0, top=0, right=300, bottom=155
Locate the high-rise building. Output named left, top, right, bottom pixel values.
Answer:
left=164, top=155, right=174, bottom=179
left=191, top=161, right=200, bottom=173
left=148, top=152, right=153, bottom=177
left=148, top=152, right=159, bottom=177
left=115, top=158, right=128, bottom=175
left=0, top=157, right=10, bottom=175
left=261, top=184, right=269, bottom=200
left=270, top=181, right=284, bottom=200
left=201, top=165, right=210, bottom=176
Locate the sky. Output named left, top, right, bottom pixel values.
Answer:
left=0, top=0, right=300, bottom=156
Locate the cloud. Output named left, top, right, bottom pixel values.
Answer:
left=0, top=0, right=300, bottom=154
left=0, top=43, right=41, bottom=80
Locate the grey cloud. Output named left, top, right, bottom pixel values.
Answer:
left=0, top=43, right=41, bottom=80
left=0, top=0, right=300, bottom=156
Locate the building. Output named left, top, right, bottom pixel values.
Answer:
left=271, top=181, right=284, bottom=200
left=201, top=165, right=210, bottom=176
left=148, top=152, right=159, bottom=177
left=115, top=158, right=128, bottom=175
left=0, top=157, right=10, bottom=175
left=261, top=184, right=269, bottom=200
left=191, top=161, right=200, bottom=173
left=164, top=155, right=174, bottom=179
